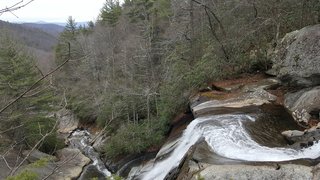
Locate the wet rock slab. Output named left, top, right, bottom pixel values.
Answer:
left=191, top=164, right=313, bottom=180
left=191, top=78, right=279, bottom=118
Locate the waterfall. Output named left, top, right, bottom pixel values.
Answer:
left=141, top=114, right=320, bottom=180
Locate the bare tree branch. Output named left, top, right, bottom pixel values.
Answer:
left=0, top=124, right=24, bottom=134
left=41, top=151, right=81, bottom=180
left=8, top=120, right=58, bottom=176
left=191, top=0, right=226, bottom=36
left=0, top=0, right=35, bottom=15
left=204, top=7, right=229, bottom=61
left=0, top=58, right=70, bottom=114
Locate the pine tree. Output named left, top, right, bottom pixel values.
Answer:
left=65, top=16, right=77, bottom=36
left=100, top=0, right=122, bottom=25
left=0, top=34, right=62, bottom=154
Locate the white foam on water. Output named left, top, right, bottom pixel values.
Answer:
left=204, top=115, right=320, bottom=162
left=141, top=117, right=207, bottom=180
left=141, top=114, right=320, bottom=180
left=69, top=129, right=112, bottom=177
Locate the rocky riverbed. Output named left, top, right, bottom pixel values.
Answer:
left=125, top=25, right=320, bottom=180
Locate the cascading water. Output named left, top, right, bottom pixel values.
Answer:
left=140, top=114, right=320, bottom=180
left=68, top=129, right=112, bottom=179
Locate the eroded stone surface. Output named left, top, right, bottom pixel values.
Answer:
left=192, top=78, right=278, bottom=118
left=191, top=164, right=313, bottom=180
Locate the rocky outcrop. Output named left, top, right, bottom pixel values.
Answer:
left=268, top=25, right=320, bottom=87
left=281, top=130, right=305, bottom=143
left=20, top=148, right=90, bottom=180
left=190, top=164, right=313, bottom=180
left=22, top=150, right=56, bottom=163
left=282, top=123, right=320, bottom=148
left=191, top=78, right=279, bottom=118
left=284, top=86, right=320, bottom=124
left=56, top=108, right=79, bottom=134
left=54, top=148, right=91, bottom=179
left=284, top=86, right=320, bottom=125
left=0, top=151, right=28, bottom=179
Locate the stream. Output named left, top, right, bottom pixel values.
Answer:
left=67, top=129, right=112, bottom=179
left=133, top=105, right=320, bottom=180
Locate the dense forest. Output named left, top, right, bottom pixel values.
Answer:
left=54, top=0, right=319, bottom=157
left=0, top=0, right=320, bottom=179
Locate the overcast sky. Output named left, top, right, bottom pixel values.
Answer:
left=0, top=0, right=107, bottom=23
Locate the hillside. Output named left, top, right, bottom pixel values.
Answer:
left=0, top=20, right=58, bottom=52
left=21, top=22, right=64, bottom=37
left=1, top=0, right=320, bottom=179
left=0, top=20, right=59, bottom=72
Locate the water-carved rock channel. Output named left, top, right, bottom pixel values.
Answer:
left=129, top=106, right=319, bottom=179
left=128, top=78, right=320, bottom=180
left=60, top=78, right=320, bottom=180
left=67, top=129, right=112, bottom=179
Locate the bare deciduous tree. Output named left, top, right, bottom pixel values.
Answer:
left=0, top=0, right=35, bottom=16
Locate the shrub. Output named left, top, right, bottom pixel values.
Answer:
left=105, top=120, right=165, bottom=158
left=24, top=116, right=64, bottom=154
left=6, top=170, right=38, bottom=180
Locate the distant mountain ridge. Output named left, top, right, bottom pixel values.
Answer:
left=0, top=20, right=58, bottom=73
left=16, top=21, right=90, bottom=28
left=21, top=23, right=64, bottom=37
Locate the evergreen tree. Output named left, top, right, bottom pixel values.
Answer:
left=100, top=0, right=122, bottom=25
left=65, top=16, right=77, bottom=36
left=0, top=34, right=62, bottom=154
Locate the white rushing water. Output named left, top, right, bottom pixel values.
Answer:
left=68, top=130, right=112, bottom=178
left=142, top=114, right=320, bottom=180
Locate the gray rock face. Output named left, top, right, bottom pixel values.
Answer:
left=13, top=148, right=90, bottom=180
left=192, top=78, right=278, bottom=118
left=56, top=108, right=79, bottom=134
left=268, top=24, right=320, bottom=87
left=22, top=150, right=56, bottom=163
left=313, top=163, right=320, bottom=180
left=281, top=130, right=305, bottom=143
left=282, top=123, right=320, bottom=149
left=0, top=151, right=28, bottom=179
left=48, top=148, right=91, bottom=180
left=284, top=86, right=320, bottom=124
left=191, top=164, right=313, bottom=180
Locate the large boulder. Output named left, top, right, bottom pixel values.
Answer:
left=284, top=86, right=320, bottom=124
left=268, top=25, right=320, bottom=87
left=56, top=108, right=79, bottom=134
left=282, top=123, right=320, bottom=149
left=54, top=148, right=91, bottom=179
